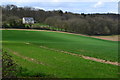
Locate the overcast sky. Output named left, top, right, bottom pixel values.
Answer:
left=0, top=0, right=119, bottom=14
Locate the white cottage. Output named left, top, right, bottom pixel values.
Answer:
left=22, top=17, right=34, bottom=24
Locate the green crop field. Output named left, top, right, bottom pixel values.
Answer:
left=2, top=30, right=119, bottom=78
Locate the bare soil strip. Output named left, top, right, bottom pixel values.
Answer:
left=13, top=52, right=47, bottom=65
left=91, top=35, right=119, bottom=41
left=39, top=45, right=120, bottom=66
left=6, top=48, right=47, bottom=66
left=1, top=28, right=119, bottom=41
left=4, top=45, right=119, bottom=66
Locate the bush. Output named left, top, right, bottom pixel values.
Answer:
left=2, top=51, right=28, bottom=78
left=2, top=51, right=19, bottom=78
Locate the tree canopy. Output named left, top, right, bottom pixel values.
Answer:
left=2, top=4, right=119, bottom=35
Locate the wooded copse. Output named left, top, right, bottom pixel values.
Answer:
left=1, top=4, right=119, bottom=35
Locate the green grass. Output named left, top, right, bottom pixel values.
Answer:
left=3, top=30, right=118, bottom=61
left=2, top=30, right=119, bottom=78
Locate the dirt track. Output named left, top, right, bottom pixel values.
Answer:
left=39, top=45, right=119, bottom=66
left=6, top=45, right=120, bottom=66
left=6, top=48, right=47, bottom=66
left=1, top=28, right=119, bottom=41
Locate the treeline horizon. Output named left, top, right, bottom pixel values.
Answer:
left=1, top=4, right=120, bottom=35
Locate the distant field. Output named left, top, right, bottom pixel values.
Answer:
left=2, top=30, right=119, bottom=78
left=91, top=35, right=119, bottom=41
